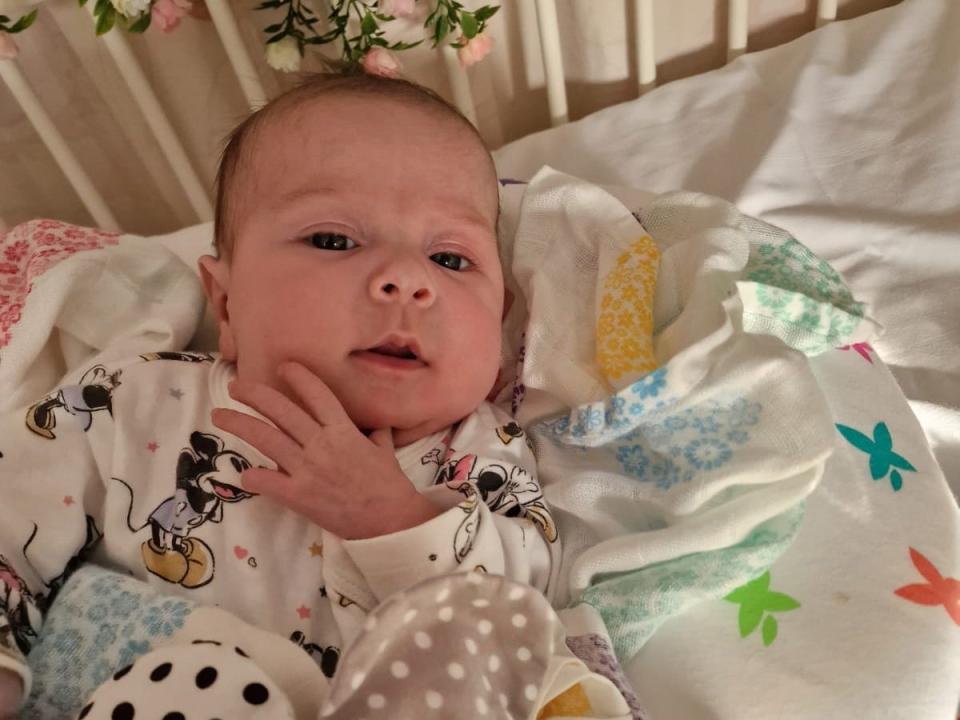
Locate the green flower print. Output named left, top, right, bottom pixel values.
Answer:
left=724, top=571, right=800, bottom=646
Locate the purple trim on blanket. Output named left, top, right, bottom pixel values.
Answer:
left=566, top=633, right=647, bottom=720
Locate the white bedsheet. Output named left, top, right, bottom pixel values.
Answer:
left=493, top=0, right=960, bottom=501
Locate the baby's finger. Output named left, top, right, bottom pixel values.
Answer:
left=280, top=362, right=350, bottom=427
left=228, top=379, right=318, bottom=447
left=211, top=408, right=303, bottom=473
left=368, top=427, right=394, bottom=451
left=239, top=467, right=318, bottom=522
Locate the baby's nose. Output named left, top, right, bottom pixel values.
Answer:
left=369, top=262, right=435, bottom=307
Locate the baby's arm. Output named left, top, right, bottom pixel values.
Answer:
left=324, top=404, right=560, bottom=641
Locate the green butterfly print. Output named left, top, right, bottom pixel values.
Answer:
left=724, top=571, right=800, bottom=646
left=835, top=421, right=917, bottom=491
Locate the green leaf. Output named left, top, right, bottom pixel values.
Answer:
left=761, top=614, right=778, bottom=646
left=0, top=15, right=8, bottom=23
left=360, top=11, right=376, bottom=35
left=738, top=602, right=764, bottom=637
left=460, top=10, right=477, bottom=38
left=762, top=591, right=800, bottom=613
left=9, top=8, right=38, bottom=32
left=475, top=5, right=499, bottom=23
left=264, top=22, right=283, bottom=32
left=95, top=5, right=116, bottom=35
left=389, top=39, right=422, bottom=50
left=94, top=0, right=111, bottom=17
left=127, top=10, right=151, bottom=32
left=77, top=0, right=88, bottom=7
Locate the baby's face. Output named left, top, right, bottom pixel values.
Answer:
left=206, top=95, right=504, bottom=446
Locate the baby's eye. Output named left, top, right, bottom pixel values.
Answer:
left=430, top=252, right=472, bottom=271
left=309, top=232, right=356, bottom=251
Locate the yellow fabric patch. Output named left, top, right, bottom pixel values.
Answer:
left=596, top=235, right=659, bottom=386
left=537, top=681, right=593, bottom=719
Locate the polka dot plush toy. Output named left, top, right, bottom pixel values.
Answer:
left=76, top=639, right=295, bottom=720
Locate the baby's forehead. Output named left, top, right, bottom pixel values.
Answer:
left=238, top=93, right=498, bottom=203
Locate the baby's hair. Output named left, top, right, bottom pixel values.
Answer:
left=213, top=71, right=495, bottom=260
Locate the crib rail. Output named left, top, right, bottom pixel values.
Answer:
left=0, top=0, right=849, bottom=229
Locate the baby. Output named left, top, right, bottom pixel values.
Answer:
left=0, top=72, right=559, bottom=715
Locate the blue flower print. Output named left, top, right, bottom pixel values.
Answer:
left=116, top=638, right=152, bottom=671
left=616, top=444, right=650, bottom=479
left=93, top=622, right=117, bottom=651
left=648, top=456, right=685, bottom=490
left=86, top=603, right=109, bottom=623
left=691, top=414, right=721, bottom=434
left=142, top=599, right=190, bottom=637
left=114, top=590, right=142, bottom=618
left=727, top=429, right=749, bottom=445
left=630, top=368, right=667, bottom=400
left=664, top=416, right=688, bottom=432
left=684, top=437, right=733, bottom=471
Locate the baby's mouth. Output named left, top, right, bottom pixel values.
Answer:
left=352, top=338, right=428, bottom=369
left=367, top=343, right=419, bottom=360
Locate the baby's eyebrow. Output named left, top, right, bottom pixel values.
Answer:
left=275, top=186, right=341, bottom=211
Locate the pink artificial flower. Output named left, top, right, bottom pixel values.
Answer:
left=457, top=32, right=494, bottom=67
left=362, top=47, right=401, bottom=78
left=379, top=0, right=415, bottom=18
left=151, top=0, right=192, bottom=33
left=0, top=33, right=18, bottom=60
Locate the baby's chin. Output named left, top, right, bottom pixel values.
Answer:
left=342, top=396, right=473, bottom=446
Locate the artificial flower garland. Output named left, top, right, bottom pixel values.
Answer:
left=0, top=0, right=499, bottom=73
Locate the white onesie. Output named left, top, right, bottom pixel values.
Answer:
left=0, top=351, right=560, bottom=699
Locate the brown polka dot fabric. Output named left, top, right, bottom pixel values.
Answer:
left=319, top=571, right=566, bottom=719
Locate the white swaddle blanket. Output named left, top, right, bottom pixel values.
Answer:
left=492, top=168, right=877, bottom=659
left=491, top=168, right=959, bottom=720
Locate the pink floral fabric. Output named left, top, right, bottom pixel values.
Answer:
left=0, top=220, right=120, bottom=348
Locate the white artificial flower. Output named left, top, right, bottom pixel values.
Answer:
left=110, top=0, right=150, bottom=17
left=265, top=35, right=301, bottom=73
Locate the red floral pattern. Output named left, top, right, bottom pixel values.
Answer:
left=0, top=220, right=120, bottom=348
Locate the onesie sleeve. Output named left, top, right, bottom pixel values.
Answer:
left=328, top=404, right=560, bottom=629
left=0, top=361, right=120, bottom=700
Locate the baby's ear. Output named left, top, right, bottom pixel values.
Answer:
left=198, top=255, right=237, bottom=361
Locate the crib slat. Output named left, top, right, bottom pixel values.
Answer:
left=727, top=0, right=749, bottom=62
left=816, top=0, right=838, bottom=27
left=635, top=0, right=656, bottom=94
left=205, top=0, right=268, bottom=110
left=441, top=45, right=479, bottom=127
left=533, top=0, right=568, bottom=126
left=0, top=59, right=121, bottom=231
left=84, top=2, right=213, bottom=222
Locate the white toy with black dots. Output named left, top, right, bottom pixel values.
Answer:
left=77, top=640, right=295, bottom=720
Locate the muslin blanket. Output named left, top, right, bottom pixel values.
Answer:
left=3, top=169, right=957, bottom=719
left=491, top=168, right=959, bottom=719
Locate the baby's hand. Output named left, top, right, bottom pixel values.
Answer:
left=211, top=362, right=441, bottom=540
left=0, top=668, right=23, bottom=718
